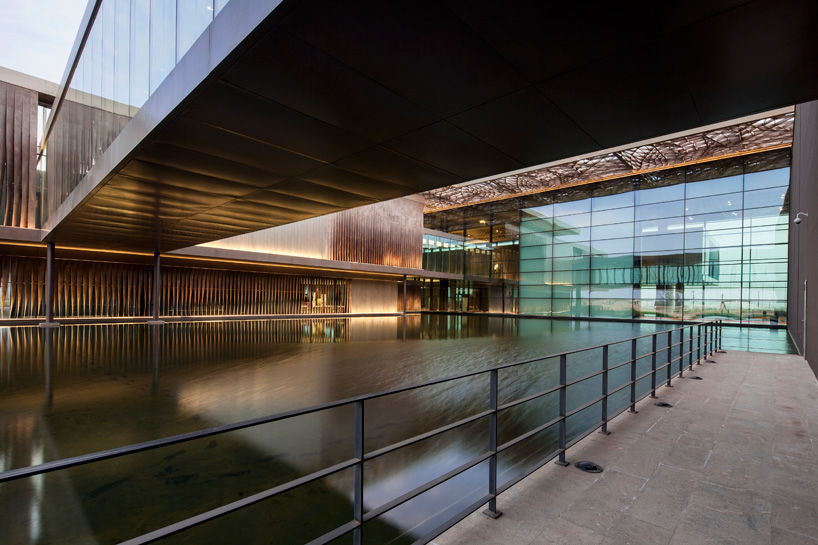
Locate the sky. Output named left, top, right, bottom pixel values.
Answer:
left=0, top=0, right=89, bottom=83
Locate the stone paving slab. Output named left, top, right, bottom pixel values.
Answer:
left=431, top=351, right=818, bottom=545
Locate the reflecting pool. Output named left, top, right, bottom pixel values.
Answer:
left=0, top=316, right=791, bottom=544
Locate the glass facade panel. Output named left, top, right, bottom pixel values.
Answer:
left=744, top=187, right=787, bottom=209
left=553, top=227, right=591, bottom=243
left=685, top=175, right=743, bottom=198
left=635, top=184, right=685, bottom=205
left=591, top=238, right=633, bottom=255
left=684, top=192, right=742, bottom=215
left=744, top=168, right=789, bottom=190
left=43, top=0, right=226, bottom=225
left=591, top=222, right=634, bottom=240
left=553, top=213, right=592, bottom=229
left=635, top=200, right=684, bottom=221
left=591, top=208, right=633, bottom=226
left=130, top=0, right=151, bottom=109
left=150, top=0, right=177, bottom=94
left=554, top=200, right=591, bottom=216
left=512, top=164, right=790, bottom=323
left=177, top=0, right=214, bottom=62
left=592, top=192, right=634, bottom=211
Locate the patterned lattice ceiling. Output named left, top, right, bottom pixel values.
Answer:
left=422, top=113, right=794, bottom=212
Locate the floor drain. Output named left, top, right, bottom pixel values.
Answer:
left=654, top=401, right=672, bottom=407
left=706, top=360, right=717, bottom=363
left=689, top=376, right=703, bottom=380
left=575, top=461, right=603, bottom=473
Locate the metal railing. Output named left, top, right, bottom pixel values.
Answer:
left=0, top=320, right=723, bottom=544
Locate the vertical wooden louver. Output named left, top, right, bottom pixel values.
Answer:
left=0, top=256, right=350, bottom=319
left=0, top=81, right=38, bottom=228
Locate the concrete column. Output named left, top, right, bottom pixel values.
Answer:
left=149, top=252, right=165, bottom=324
left=39, top=242, right=59, bottom=328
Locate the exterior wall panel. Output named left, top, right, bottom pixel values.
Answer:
left=201, top=198, right=424, bottom=269
left=0, top=81, right=39, bottom=228
left=788, top=100, right=818, bottom=373
left=348, top=279, right=397, bottom=314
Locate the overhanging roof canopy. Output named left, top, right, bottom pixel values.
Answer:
left=46, top=0, right=818, bottom=251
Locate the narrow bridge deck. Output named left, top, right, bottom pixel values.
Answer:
left=433, top=351, right=818, bottom=545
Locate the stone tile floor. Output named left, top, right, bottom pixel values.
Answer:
left=432, top=351, right=818, bottom=545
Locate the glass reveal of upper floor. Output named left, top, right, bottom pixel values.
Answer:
left=41, top=0, right=231, bottom=226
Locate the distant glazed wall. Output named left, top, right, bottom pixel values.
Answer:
left=788, top=100, right=818, bottom=374
left=200, top=197, right=424, bottom=269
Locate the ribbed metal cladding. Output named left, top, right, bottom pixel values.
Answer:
left=0, top=256, right=350, bottom=319
left=327, top=198, right=423, bottom=268
left=200, top=197, right=424, bottom=268
left=43, top=96, right=130, bottom=226
left=0, top=81, right=38, bottom=228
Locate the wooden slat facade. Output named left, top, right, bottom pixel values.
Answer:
left=0, top=256, right=350, bottom=319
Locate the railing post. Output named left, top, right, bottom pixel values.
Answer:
left=353, top=400, right=364, bottom=545
left=555, top=354, right=570, bottom=466
left=650, top=334, right=657, bottom=398
left=707, top=322, right=716, bottom=357
left=629, top=338, right=638, bottom=413
left=688, top=325, right=694, bottom=371
left=666, top=330, right=673, bottom=387
left=717, top=320, right=723, bottom=350
left=678, top=328, right=685, bottom=378
left=600, top=345, right=610, bottom=434
left=483, top=369, right=502, bottom=518
left=697, top=324, right=702, bottom=365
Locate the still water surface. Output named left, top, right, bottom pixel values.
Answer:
left=1, top=316, right=680, bottom=544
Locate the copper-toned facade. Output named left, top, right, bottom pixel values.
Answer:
left=0, top=81, right=39, bottom=228
left=201, top=197, right=424, bottom=269
left=43, top=96, right=130, bottom=226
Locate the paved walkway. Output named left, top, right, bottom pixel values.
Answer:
left=432, top=351, right=818, bottom=545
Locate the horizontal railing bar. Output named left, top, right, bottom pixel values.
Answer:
left=608, top=382, right=631, bottom=396
left=607, top=359, right=634, bottom=372
left=496, top=447, right=562, bottom=495
left=2, top=320, right=720, bottom=486
left=565, top=367, right=606, bottom=385
left=565, top=395, right=605, bottom=418
left=497, top=385, right=561, bottom=412
left=412, top=493, right=493, bottom=545
left=118, top=459, right=357, bottom=545
left=497, top=416, right=562, bottom=453
left=565, top=420, right=604, bottom=450
left=304, top=520, right=359, bottom=545
left=365, top=410, right=493, bottom=461
left=363, top=451, right=493, bottom=523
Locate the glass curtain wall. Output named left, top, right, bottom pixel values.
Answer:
left=423, top=149, right=790, bottom=324
left=518, top=166, right=789, bottom=324
left=43, top=0, right=230, bottom=226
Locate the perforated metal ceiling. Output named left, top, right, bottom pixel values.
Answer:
left=422, top=113, right=794, bottom=211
